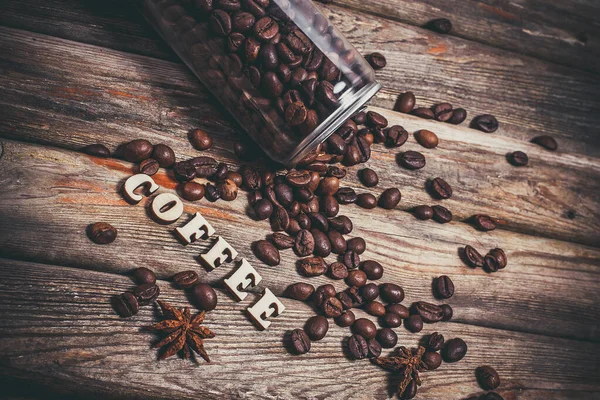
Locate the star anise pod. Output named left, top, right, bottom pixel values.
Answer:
left=146, top=300, right=215, bottom=362
left=372, top=346, right=428, bottom=398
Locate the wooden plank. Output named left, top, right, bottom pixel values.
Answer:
left=330, top=0, right=600, bottom=74
left=0, top=258, right=598, bottom=400
left=0, top=139, right=599, bottom=342
left=0, top=27, right=599, bottom=246
left=1, top=4, right=600, bottom=158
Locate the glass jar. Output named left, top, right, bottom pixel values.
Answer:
left=141, top=0, right=381, bottom=166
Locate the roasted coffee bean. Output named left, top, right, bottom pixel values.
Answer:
left=226, top=171, right=243, bottom=187
left=415, top=129, right=439, bottom=149
left=476, top=366, right=501, bottom=390
left=189, top=129, right=213, bottom=151
left=318, top=176, right=340, bottom=196
left=217, top=179, right=238, bottom=201
left=432, top=103, right=453, bottom=122
left=285, top=29, right=312, bottom=54
left=449, top=108, right=467, bottom=125
left=348, top=334, right=369, bottom=359
left=180, top=182, right=205, bottom=202
left=473, top=214, right=497, bottom=231
left=343, top=145, right=361, bottom=166
left=294, top=187, right=314, bottom=203
left=271, top=206, right=290, bottom=231
left=394, top=92, right=416, bottom=114
left=346, top=269, right=367, bottom=288
left=326, top=262, right=348, bottom=280
left=261, top=71, right=283, bottom=97
left=405, top=314, right=423, bottom=333
left=386, top=125, right=409, bottom=147
left=413, top=301, right=444, bottom=323
left=432, top=205, right=452, bottom=223
left=352, top=318, right=377, bottom=339
left=114, top=292, right=139, bottom=317
left=434, top=275, right=454, bottom=299
left=294, top=229, right=315, bottom=256
left=387, top=303, right=410, bottom=318
left=335, top=187, right=357, bottom=204
left=351, top=111, right=366, bottom=125
left=191, top=283, right=217, bottom=311
left=216, top=0, right=241, bottom=11
left=187, top=156, right=218, bottom=178
left=122, top=139, right=153, bottom=162
left=426, top=18, right=452, bottom=34
left=248, top=190, right=263, bottom=207
left=359, top=168, right=379, bottom=187
left=489, top=248, right=507, bottom=269
left=319, top=57, right=339, bottom=81
left=361, top=283, right=379, bottom=302
left=148, top=146, right=174, bottom=170
left=308, top=212, right=329, bottom=231
left=376, top=328, right=398, bottom=348
left=413, top=205, right=433, bottom=220
left=347, top=286, right=363, bottom=306
left=274, top=183, right=294, bottom=206
left=508, top=151, right=528, bottom=166
left=263, top=185, right=280, bottom=206
left=284, top=101, right=308, bottom=125
left=286, top=169, right=311, bottom=187
left=366, top=338, right=381, bottom=358
left=422, top=351, right=442, bottom=370
left=213, top=163, right=229, bottom=181
left=366, top=52, right=386, bottom=69
left=326, top=134, right=347, bottom=155
left=483, top=254, right=500, bottom=272
left=398, top=151, right=426, bottom=170
left=305, top=316, right=329, bottom=341
left=313, top=284, right=336, bottom=308
left=290, top=328, right=311, bottom=354
left=335, top=310, right=355, bottom=327
left=82, top=143, right=110, bottom=157
left=298, top=257, right=327, bottom=277
left=296, top=214, right=311, bottom=230
left=441, top=304, right=453, bottom=321
left=311, top=229, right=331, bottom=257
left=228, top=32, right=246, bottom=52
left=361, top=260, right=383, bottom=280
left=322, top=296, right=344, bottom=317
left=254, top=198, right=274, bottom=220
left=531, top=135, right=558, bottom=151
left=427, top=178, right=452, bottom=201
left=329, top=215, right=352, bottom=234
left=366, top=111, right=388, bottom=128
left=379, top=188, right=401, bottom=209
left=284, top=282, right=315, bottom=301
left=305, top=161, right=328, bottom=174
left=463, top=245, right=485, bottom=268
left=254, top=240, right=280, bottom=266
left=321, top=195, right=339, bottom=217
left=272, top=233, right=295, bottom=250
left=254, top=16, right=279, bottom=41
left=260, top=42, right=279, bottom=69
left=356, top=193, right=377, bottom=209
left=132, top=267, right=156, bottom=285
left=88, top=222, right=117, bottom=244
left=412, top=107, right=435, bottom=119
left=364, top=300, right=386, bottom=317
left=133, top=283, right=160, bottom=305
left=337, top=291, right=354, bottom=310
left=173, top=270, right=199, bottom=289
left=232, top=11, right=255, bottom=31
left=383, top=312, right=402, bottom=328
left=204, top=183, right=220, bottom=202
left=307, top=171, right=321, bottom=192
left=443, top=338, right=467, bottom=362
left=427, top=332, right=445, bottom=351
left=379, top=283, right=404, bottom=304
left=210, top=9, right=232, bottom=35
left=472, top=114, right=499, bottom=133
left=354, top=136, right=371, bottom=163
left=317, top=81, right=338, bottom=108
left=328, top=230, right=347, bottom=254
left=343, top=250, right=360, bottom=269
left=347, top=237, right=366, bottom=254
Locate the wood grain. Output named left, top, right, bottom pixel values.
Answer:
left=0, top=258, right=599, bottom=400
left=0, top=27, right=599, bottom=246
left=1, top=2, right=600, bottom=157
left=0, top=139, right=599, bottom=342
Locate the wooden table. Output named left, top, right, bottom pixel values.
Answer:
left=1, top=0, right=599, bottom=399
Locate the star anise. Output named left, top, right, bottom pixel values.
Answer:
left=146, top=300, right=215, bottom=362
left=372, top=346, right=428, bottom=398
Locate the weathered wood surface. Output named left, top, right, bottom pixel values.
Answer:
left=1, top=139, right=599, bottom=343
left=1, top=258, right=599, bottom=400
left=1, top=2, right=600, bottom=158
left=1, top=27, right=599, bottom=246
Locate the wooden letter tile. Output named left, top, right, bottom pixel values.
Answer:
left=247, top=289, right=285, bottom=330
left=122, top=174, right=159, bottom=203
left=223, top=258, right=263, bottom=301
left=199, top=236, right=238, bottom=271
left=175, top=212, right=216, bottom=245
left=150, top=193, right=184, bottom=223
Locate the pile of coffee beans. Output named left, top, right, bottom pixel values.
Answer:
left=113, top=267, right=160, bottom=317
left=461, top=245, right=507, bottom=273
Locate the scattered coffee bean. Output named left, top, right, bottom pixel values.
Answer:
left=347, top=286, right=363, bottom=306
left=205, top=183, right=220, bottom=202
left=432, top=103, right=453, bottom=122
left=318, top=176, right=340, bottom=196
left=366, top=53, right=386, bottom=70
left=367, top=338, right=382, bottom=358
left=429, top=177, right=452, bottom=199
left=342, top=250, right=361, bottom=269
left=152, top=144, right=175, bottom=168
left=432, top=205, right=453, bottom=223
left=335, top=310, right=355, bottom=327
left=413, top=301, right=444, bottom=323
left=87, top=222, right=117, bottom=244
left=180, top=182, right=205, bottom=202
left=254, top=198, right=274, bottom=220
left=284, top=282, right=315, bottom=301
left=378, top=188, right=401, bottom=209
left=361, top=260, right=384, bottom=280
left=254, top=240, right=280, bottom=266
left=132, top=267, right=156, bottom=285
left=471, top=114, right=499, bottom=133
left=433, top=275, right=454, bottom=299
left=172, top=270, right=199, bottom=289
left=359, top=168, right=379, bottom=187
left=328, top=261, right=349, bottom=280
left=305, top=315, right=329, bottom=341
left=472, top=214, right=497, bottom=231
left=383, top=312, right=402, bottom=328
left=488, top=248, right=507, bottom=269
left=422, top=351, right=442, bottom=370
left=347, top=270, right=367, bottom=287
left=352, top=318, right=377, bottom=339
left=241, top=166, right=263, bottom=190
left=413, top=205, right=434, bottom=220
left=329, top=215, right=353, bottom=234
left=191, top=283, right=217, bottom=311
left=328, top=230, right=347, bottom=254
left=114, top=292, right=139, bottom=317
left=443, top=338, right=467, bottom=362
left=476, top=366, right=501, bottom=390
left=321, top=195, right=339, bottom=217
left=531, top=135, right=558, bottom=151
left=379, top=283, right=404, bottom=304
left=398, top=151, right=426, bottom=170
left=404, top=380, right=418, bottom=400
left=322, top=296, right=344, bottom=317
left=376, top=328, right=398, bottom=348
left=387, top=303, right=410, bottom=318
left=441, top=304, right=453, bottom=321
left=335, top=187, right=357, bottom=204
left=336, top=291, right=353, bottom=310
left=366, top=111, right=388, bottom=128
left=348, top=334, right=369, bottom=359
left=425, top=18, right=452, bottom=34
left=386, top=125, right=409, bottom=147
left=291, top=329, right=311, bottom=354
left=364, top=301, right=386, bottom=317
left=394, top=92, right=416, bottom=114
left=463, top=245, right=485, bottom=268
left=412, top=107, right=435, bottom=119
left=311, top=229, right=331, bottom=257
left=405, top=314, right=423, bottom=333
left=347, top=237, right=366, bottom=254
left=448, top=108, right=467, bottom=125
left=294, top=229, right=315, bottom=256
left=226, top=171, right=243, bottom=187
left=82, top=144, right=110, bottom=157
left=271, top=206, right=290, bottom=231
left=122, top=139, right=153, bottom=162
left=361, top=283, right=379, bottom=302
left=133, top=283, right=160, bottom=305
left=508, top=151, right=528, bottom=166
left=483, top=254, right=500, bottom=272
left=427, top=332, right=445, bottom=351
left=415, top=130, right=439, bottom=149
left=217, top=179, right=238, bottom=201
left=298, top=257, right=327, bottom=277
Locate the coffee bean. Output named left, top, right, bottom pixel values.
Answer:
left=425, top=18, right=452, bottom=34
left=308, top=212, right=329, bottom=231
left=343, top=145, right=361, bottom=166
left=359, top=168, right=379, bottom=187
left=413, top=301, right=444, bottom=323
left=290, top=329, right=311, bottom=354
left=313, top=285, right=336, bottom=308
left=311, top=229, right=331, bottom=257
left=427, top=177, right=452, bottom=200
left=254, top=16, right=279, bottom=41
left=361, top=260, right=383, bottom=280
left=372, top=329, right=396, bottom=350
left=378, top=188, right=401, bottom=209
left=294, top=229, right=314, bottom=256
left=189, top=129, right=213, bottom=150
left=322, top=296, right=344, bottom=317
left=412, top=107, right=435, bottom=119
left=366, top=53, right=386, bottom=70
left=335, top=310, right=355, bottom=327
left=274, top=183, right=294, bottom=206
left=254, top=240, right=280, bottom=266
left=232, top=11, right=255, bottom=31
left=356, top=193, right=377, bottom=209
left=87, top=222, right=117, bottom=244
left=132, top=267, right=156, bottom=285
left=508, top=151, right=528, bottom=166
left=413, top=205, right=434, bottom=220
left=337, top=291, right=354, bottom=310
left=443, top=338, right=467, bottom=362
left=394, top=92, right=416, bottom=113
left=398, top=151, right=426, bottom=170
left=326, top=134, right=347, bottom=155
left=346, top=237, right=366, bottom=254
left=471, top=114, right=499, bottom=133
left=298, top=257, right=327, bottom=277
left=432, top=205, right=452, bottom=223
left=415, top=130, right=439, bottom=149
left=324, top=262, right=347, bottom=281
left=114, top=292, right=139, bottom=317
left=317, top=81, right=339, bottom=107
left=346, top=269, right=367, bottom=287
left=226, top=171, right=243, bottom=187
left=448, top=108, right=467, bottom=125
left=364, top=301, right=386, bottom=317
left=321, top=195, right=339, bottom=218
left=379, top=283, right=404, bottom=304
left=386, top=125, right=409, bottom=147
left=366, top=112, right=388, bottom=129
left=216, top=0, right=241, bottom=11
left=422, top=351, right=442, bottom=370
left=122, top=139, right=153, bottom=162
left=217, top=179, right=238, bottom=201
left=173, top=270, right=199, bottom=289
left=476, top=366, right=501, bottom=390
left=343, top=250, right=360, bottom=269
left=463, top=245, right=485, bottom=268
left=352, top=318, right=377, bottom=339
left=181, top=182, right=205, bottom=201
left=285, top=29, right=312, bottom=54
left=210, top=9, right=232, bottom=35
left=296, top=214, right=311, bottom=230
left=441, top=304, right=453, bottom=321
left=284, top=282, right=315, bottom=301
left=328, top=230, right=347, bottom=254
left=531, top=135, right=558, bottom=151
left=284, top=101, right=308, bottom=125
left=348, top=334, right=369, bottom=359
left=271, top=206, right=290, bottom=231
left=151, top=145, right=174, bottom=168
left=204, top=183, right=220, bottom=202
left=361, top=283, right=379, bottom=302
left=367, top=338, right=382, bottom=358
left=483, top=254, right=500, bottom=272
left=82, top=144, right=110, bottom=157
left=488, top=248, right=507, bottom=269
left=133, top=283, right=160, bottom=305
left=191, top=283, right=217, bottom=311
left=186, top=156, right=218, bottom=178
left=434, top=275, right=454, bottom=299
left=352, top=111, right=366, bottom=125
left=329, top=215, right=352, bottom=234
left=347, top=286, right=363, bottom=306
left=405, top=314, right=423, bottom=333
left=383, top=313, right=402, bottom=328
left=254, top=198, right=274, bottom=220
left=432, top=103, right=453, bottom=122
left=472, top=214, right=497, bottom=231
left=386, top=304, right=409, bottom=318
left=335, top=187, right=357, bottom=204
left=427, top=332, right=445, bottom=351
left=305, top=315, right=329, bottom=341
left=318, top=177, right=340, bottom=196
